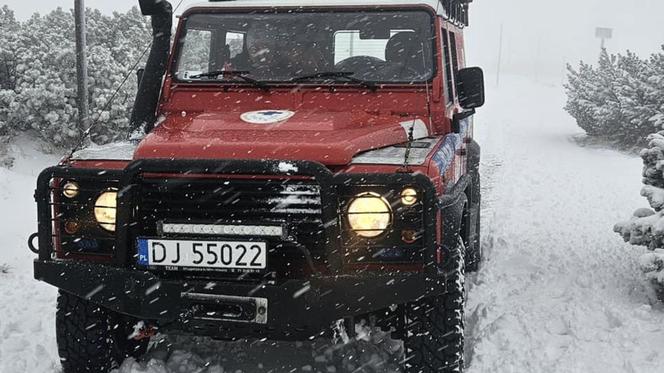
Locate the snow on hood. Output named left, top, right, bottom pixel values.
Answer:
left=71, top=141, right=138, bottom=161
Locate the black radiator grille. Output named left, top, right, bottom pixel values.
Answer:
left=130, top=177, right=328, bottom=279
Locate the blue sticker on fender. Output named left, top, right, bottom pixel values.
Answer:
left=432, top=134, right=461, bottom=174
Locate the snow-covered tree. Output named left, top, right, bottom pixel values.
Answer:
left=615, top=132, right=664, bottom=290
left=615, top=133, right=664, bottom=247
left=565, top=48, right=664, bottom=149
left=0, top=5, right=150, bottom=149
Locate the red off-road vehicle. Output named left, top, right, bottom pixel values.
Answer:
left=31, top=0, right=484, bottom=371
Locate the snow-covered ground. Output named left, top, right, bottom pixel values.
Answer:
left=0, top=141, right=60, bottom=373
left=466, top=75, right=664, bottom=373
left=2, top=74, right=664, bottom=372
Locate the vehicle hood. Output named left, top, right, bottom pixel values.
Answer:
left=134, top=110, right=429, bottom=166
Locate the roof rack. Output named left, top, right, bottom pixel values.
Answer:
left=440, top=0, right=472, bottom=27
left=208, top=0, right=473, bottom=28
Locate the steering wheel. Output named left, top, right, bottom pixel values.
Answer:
left=334, top=56, right=387, bottom=78
left=378, top=62, right=424, bottom=81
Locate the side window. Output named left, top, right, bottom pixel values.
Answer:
left=441, top=29, right=454, bottom=102
left=226, top=32, right=245, bottom=59
left=178, top=29, right=212, bottom=78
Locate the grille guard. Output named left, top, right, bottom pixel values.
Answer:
left=35, top=159, right=439, bottom=273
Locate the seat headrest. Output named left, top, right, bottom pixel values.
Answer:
left=385, top=32, right=419, bottom=63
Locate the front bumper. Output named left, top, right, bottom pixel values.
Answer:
left=33, top=159, right=444, bottom=339
left=35, top=260, right=444, bottom=339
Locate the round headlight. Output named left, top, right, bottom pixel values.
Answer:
left=94, top=189, right=118, bottom=232
left=62, top=181, right=80, bottom=199
left=347, top=192, right=392, bottom=238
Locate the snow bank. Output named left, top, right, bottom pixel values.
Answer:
left=0, top=140, right=61, bottom=373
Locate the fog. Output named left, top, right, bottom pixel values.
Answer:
left=4, top=0, right=664, bottom=79
left=465, top=0, right=664, bottom=80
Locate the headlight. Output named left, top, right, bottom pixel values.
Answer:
left=347, top=192, right=392, bottom=238
left=94, top=189, right=118, bottom=232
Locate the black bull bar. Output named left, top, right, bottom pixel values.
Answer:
left=32, top=159, right=445, bottom=334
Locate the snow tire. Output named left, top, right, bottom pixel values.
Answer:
left=56, top=290, right=149, bottom=373
left=403, top=239, right=466, bottom=373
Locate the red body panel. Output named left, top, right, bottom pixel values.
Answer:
left=136, top=105, right=430, bottom=165
left=129, top=9, right=457, bottom=180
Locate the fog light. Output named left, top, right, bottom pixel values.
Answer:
left=62, top=181, right=80, bottom=199
left=401, top=229, right=418, bottom=244
left=64, top=221, right=80, bottom=235
left=94, top=189, right=117, bottom=232
left=347, top=192, right=392, bottom=238
left=401, top=188, right=418, bottom=206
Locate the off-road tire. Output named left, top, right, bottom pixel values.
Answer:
left=56, top=291, right=149, bottom=373
left=403, top=239, right=465, bottom=373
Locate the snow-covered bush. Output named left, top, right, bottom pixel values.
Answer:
left=615, top=133, right=664, bottom=247
left=615, top=132, right=664, bottom=288
left=565, top=49, right=664, bottom=148
left=0, top=6, right=150, bottom=149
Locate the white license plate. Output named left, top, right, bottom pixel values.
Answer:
left=138, top=239, right=267, bottom=270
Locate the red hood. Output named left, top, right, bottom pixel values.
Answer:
left=134, top=110, right=428, bottom=166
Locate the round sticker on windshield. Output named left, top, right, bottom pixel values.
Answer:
left=241, top=110, right=295, bottom=124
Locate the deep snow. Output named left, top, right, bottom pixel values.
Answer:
left=2, top=74, right=664, bottom=372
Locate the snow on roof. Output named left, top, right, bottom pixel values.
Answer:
left=184, top=0, right=445, bottom=15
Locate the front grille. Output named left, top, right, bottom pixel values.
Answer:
left=130, top=177, right=328, bottom=279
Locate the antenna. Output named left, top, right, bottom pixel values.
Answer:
left=398, top=40, right=434, bottom=174
left=398, top=124, right=416, bottom=173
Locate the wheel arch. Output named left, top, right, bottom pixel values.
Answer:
left=439, top=176, right=469, bottom=264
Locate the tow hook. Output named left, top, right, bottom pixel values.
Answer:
left=129, top=321, right=158, bottom=341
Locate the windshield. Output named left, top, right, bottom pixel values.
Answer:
left=174, top=10, right=435, bottom=84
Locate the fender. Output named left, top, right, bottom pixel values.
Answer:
left=439, top=175, right=470, bottom=265
left=467, top=139, right=481, bottom=177
left=466, top=139, right=481, bottom=206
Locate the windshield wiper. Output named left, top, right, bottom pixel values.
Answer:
left=291, top=71, right=377, bottom=92
left=189, top=70, right=270, bottom=91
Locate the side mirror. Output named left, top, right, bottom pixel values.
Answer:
left=457, top=67, right=485, bottom=109
left=139, top=0, right=172, bottom=16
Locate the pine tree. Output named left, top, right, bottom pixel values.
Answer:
left=565, top=48, right=664, bottom=148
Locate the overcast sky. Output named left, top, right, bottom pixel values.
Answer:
left=3, top=0, right=664, bottom=79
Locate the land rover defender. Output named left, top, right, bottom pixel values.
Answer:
left=30, top=0, right=484, bottom=371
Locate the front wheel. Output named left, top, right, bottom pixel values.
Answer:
left=402, top=239, right=466, bottom=372
left=56, top=291, right=150, bottom=373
